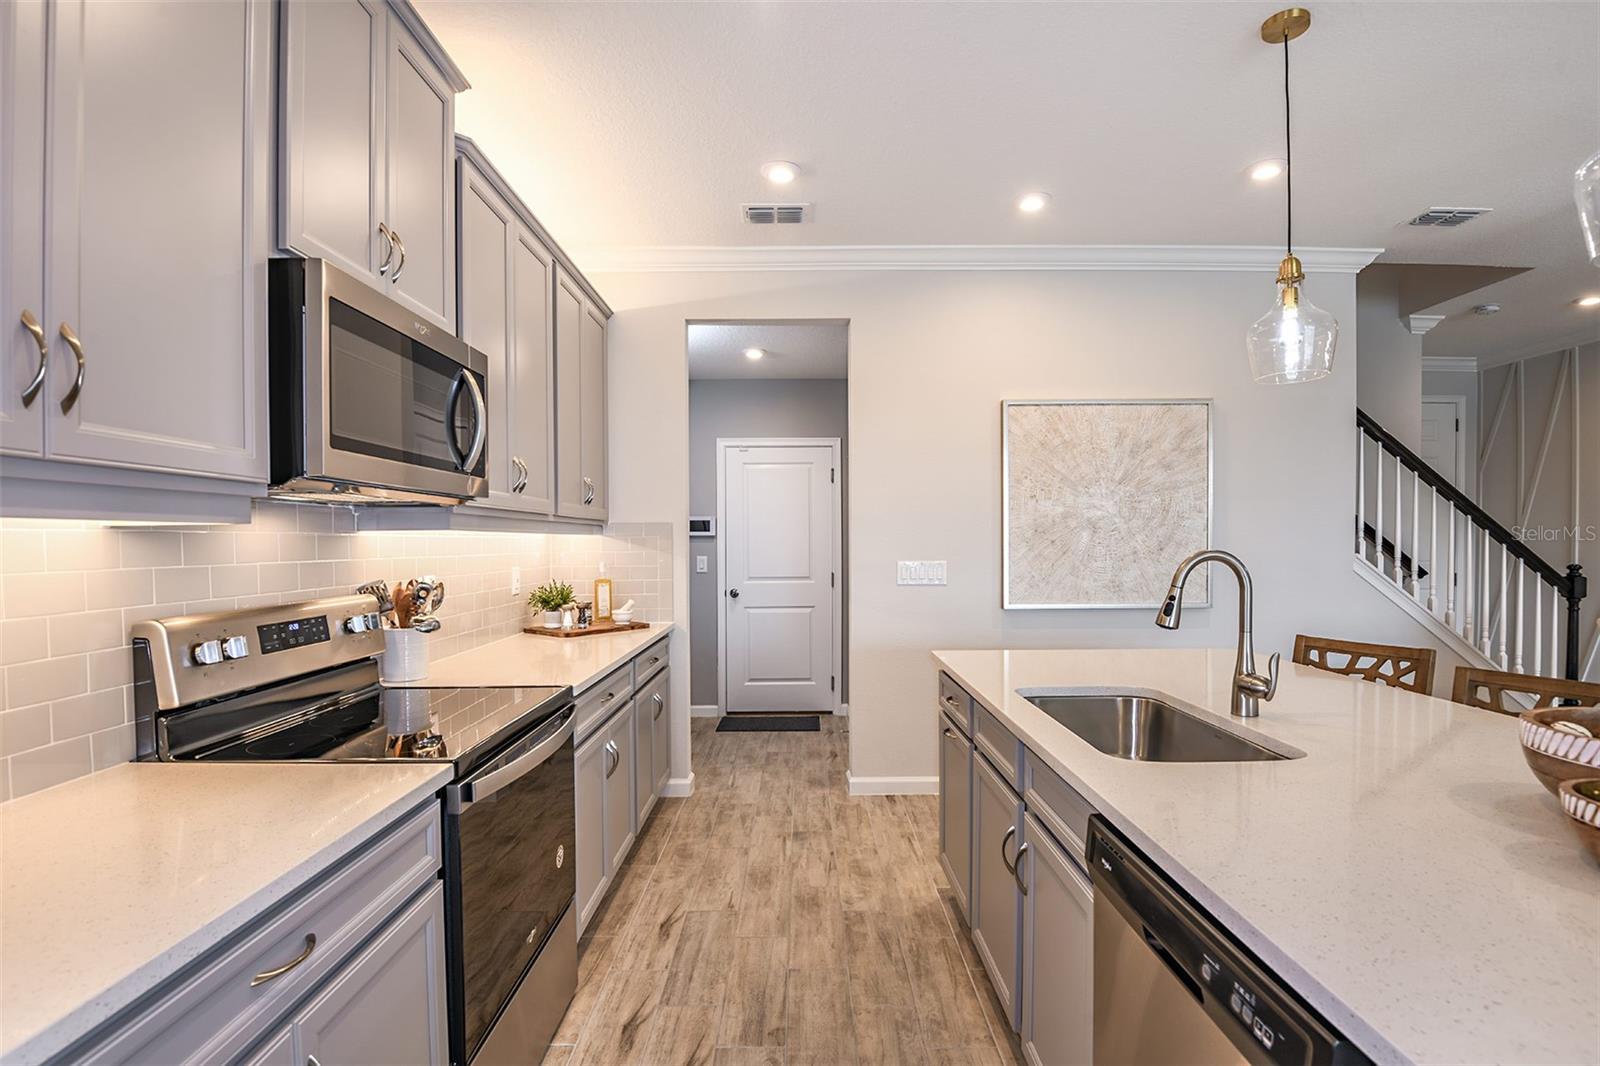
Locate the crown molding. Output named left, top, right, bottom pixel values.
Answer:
left=576, top=244, right=1385, bottom=275
left=1421, top=355, right=1478, bottom=373
left=1409, top=314, right=1447, bottom=336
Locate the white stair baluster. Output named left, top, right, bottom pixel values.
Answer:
left=1497, top=544, right=1509, bottom=669
left=1481, top=531, right=1493, bottom=656
left=1411, top=469, right=1422, bottom=601
left=1513, top=562, right=1525, bottom=673
left=1464, top=520, right=1475, bottom=643
left=1551, top=593, right=1561, bottom=678
left=1534, top=581, right=1543, bottom=677
left=1446, top=505, right=1458, bottom=630
left=1374, top=446, right=1384, bottom=573
left=1356, top=433, right=1367, bottom=558
left=1428, top=487, right=1439, bottom=614
left=1393, top=453, right=1403, bottom=585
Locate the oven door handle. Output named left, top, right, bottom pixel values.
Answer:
left=444, top=367, right=488, bottom=475
left=450, top=706, right=573, bottom=813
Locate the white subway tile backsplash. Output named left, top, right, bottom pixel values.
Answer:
left=0, top=508, right=674, bottom=801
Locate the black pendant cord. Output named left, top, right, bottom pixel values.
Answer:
left=1283, top=32, right=1293, bottom=257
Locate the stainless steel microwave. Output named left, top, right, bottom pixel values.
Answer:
left=268, top=258, right=488, bottom=505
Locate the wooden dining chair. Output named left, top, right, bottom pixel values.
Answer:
left=1450, top=667, right=1600, bottom=716
left=1292, top=635, right=1437, bottom=694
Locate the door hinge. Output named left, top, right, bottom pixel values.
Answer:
left=830, top=467, right=835, bottom=484
left=830, top=675, right=836, bottom=692
left=1456, top=418, right=1461, bottom=432
left=830, top=571, right=835, bottom=588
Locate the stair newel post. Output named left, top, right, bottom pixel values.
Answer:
left=1565, top=564, right=1588, bottom=681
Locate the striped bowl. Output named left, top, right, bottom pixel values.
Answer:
left=1557, top=779, right=1600, bottom=864
left=1519, top=707, right=1600, bottom=795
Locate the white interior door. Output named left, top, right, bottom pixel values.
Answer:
left=722, top=442, right=837, bottom=713
left=1420, top=400, right=1462, bottom=488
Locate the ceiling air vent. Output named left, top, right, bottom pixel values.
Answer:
left=743, top=203, right=809, bottom=224
left=1407, top=207, right=1492, bottom=227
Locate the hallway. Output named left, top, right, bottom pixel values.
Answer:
left=546, top=717, right=1022, bottom=1065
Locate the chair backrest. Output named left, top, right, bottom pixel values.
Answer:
left=1451, top=667, right=1600, bottom=715
left=1292, top=635, right=1437, bottom=694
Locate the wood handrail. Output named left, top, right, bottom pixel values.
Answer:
left=1357, top=408, right=1575, bottom=596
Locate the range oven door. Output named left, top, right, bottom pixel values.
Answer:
left=269, top=257, right=488, bottom=505
left=445, top=705, right=577, bottom=1065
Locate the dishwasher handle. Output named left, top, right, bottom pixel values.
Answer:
left=1143, top=924, right=1202, bottom=1003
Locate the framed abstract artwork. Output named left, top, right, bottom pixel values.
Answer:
left=1002, top=399, right=1212, bottom=609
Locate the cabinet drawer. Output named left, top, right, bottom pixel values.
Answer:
left=634, top=638, right=669, bottom=687
left=77, top=802, right=442, bottom=1066
left=1024, top=752, right=1097, bottom=864
left=975, top=705, right=1023, bottom=792
left=938, top=673, right=973, bottom=737
left=575, top=663, right=634, bottom=742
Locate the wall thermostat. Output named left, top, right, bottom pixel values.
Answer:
left=689, top=516, right=716, bottom=537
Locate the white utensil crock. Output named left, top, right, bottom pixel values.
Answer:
left=380, top=628, right=430, bottom=682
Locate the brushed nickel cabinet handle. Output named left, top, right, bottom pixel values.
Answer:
left=377, top=223, right=395, bottom=276
left=308, top=1056, right=322, bottom=1066
left=18, top=310, right=46, bottom=407
left=944, top=694, right=960, bottom=707
left=1000, top=825, right=1017, bottom=876
left=250, top=933, right=317, bottom=987
left=390, top=228, right=407, bottom=281
left=647, top=656, right=660, bottom=666
left=653, top=692, right=664, bottom=720
left=57, top=322, right=85, bottom=414
left=599, top=691, right=616, bottom=705
left=1013, top=842, right=1031, bottom=896
left=604, top=739, right=620, bottom=777
left=943, top=727, right=958, bottom=739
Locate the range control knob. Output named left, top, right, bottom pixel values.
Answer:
left=191, top=639, right=224, bottom=666
left=343, top=613, right=374, bottom=634
left=221, top=635, right=249, bottom=660
left=364, top=611, right=382, bottom=632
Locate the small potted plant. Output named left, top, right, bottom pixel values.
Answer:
left=529, top=580, right=574, bottom=629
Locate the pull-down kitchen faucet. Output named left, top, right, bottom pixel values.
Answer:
left=1155, top=549, right=1279, bottom=717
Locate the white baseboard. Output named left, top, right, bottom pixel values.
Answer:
left=661, top=772, right=696, bottom=797
left=846, top=772, right=938, bottom=796
left=690, top=704, right=721, bottom=718
left=835, top=703, right=849, bottom=717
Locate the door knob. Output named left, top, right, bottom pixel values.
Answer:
left=728, top=588, right=740, bottom=599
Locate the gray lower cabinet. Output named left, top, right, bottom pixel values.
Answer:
left=603, top=706, right=636, bottom=872
left=574, top=726, right=609, bottom=928
left=1020, top=813, right=1093, bottom=1066
left=633, top=688, right=657, bottom=827
left=649, top=671, right=671, bottom=797
left=971, top=752, right=1024, bottom=1029
left=938, top=710, right=974, bottom=920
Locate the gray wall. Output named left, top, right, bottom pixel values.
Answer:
left=1420, top=366, right=1480, bottom=495
left=1356, top=268, right=1423, bottom=449
left=688, top=378, right=849, bottom=707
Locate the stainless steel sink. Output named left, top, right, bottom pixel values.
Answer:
left=1023, top=694, right=1292, bottom=762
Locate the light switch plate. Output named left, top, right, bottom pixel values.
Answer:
left=696, top=556, right=708, bottom=574
left=897, top=560, right=947, bottom=586
left=510, top=566, right=521, bottom=595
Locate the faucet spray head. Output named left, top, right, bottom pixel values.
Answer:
left=1155, top=583, right=1184, bottom=630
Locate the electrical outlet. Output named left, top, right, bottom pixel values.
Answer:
left=510, top=566, right=521, bottom=595
left=696, top=556, right=708, bottom=574
left=897, top=560, right=947, bottom=586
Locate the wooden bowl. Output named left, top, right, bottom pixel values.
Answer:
left=1556, top=779, right=1600, bottom=864
left=1518, top=706, right=1600, bottom=794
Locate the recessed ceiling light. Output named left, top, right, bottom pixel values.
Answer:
left=1577, top=295, right=1600, bottom=308
left=760, top=161, right=798, bottom=185
left=1017, top=191, right=1051, bottom=214
left=1472, top=303, right=1501, bottom=315
left=1249, top=159, right=1286, bottom=182
left=743, top=348, right=765, bottom=361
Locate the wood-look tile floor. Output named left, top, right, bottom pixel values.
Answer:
left=544, top=717, right=1024, bottom=1066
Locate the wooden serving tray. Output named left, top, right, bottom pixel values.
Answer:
left=523, top=620, right=650, bottom=639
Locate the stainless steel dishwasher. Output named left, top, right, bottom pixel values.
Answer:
left=1087, top=818, right=1369, bottom=1066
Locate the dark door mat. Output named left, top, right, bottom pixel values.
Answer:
left=717, top=715, right=820, bottom=733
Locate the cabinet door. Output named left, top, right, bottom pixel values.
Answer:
left=43, top=0, right=270, bottom=479
left=578, top=301, right=608, bottom=519
left=939, top=714, right=974, bottom=920
left=240, top=1026, right=294, bottom=1066
left=456, top=157, right=516, bottom=507
left=574, top=730, right=607, bottom=929
left=553, top=270, right=586, bottom=518
left=293, top=882, right=448, bottom=1066
left=278, top=0, right=386, bottom=283
left=384, top=13, right=454, bottom=331
left=1, top=0, right=46, bottom=456
left=1020, top=813, right=1093, bottom=1066
left=651, top=672, right=671, bottom=797
left=509, top=226, right=555, bottom=513
left=632, top=690, right=655, bottom=826
left=603, top=707, right=636, bottom=872
left=971, top=754, right=1023, bottom=1031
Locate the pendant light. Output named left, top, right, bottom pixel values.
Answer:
left=1246, top=7, right=1338, bottom=385
left=1576, top=150, right=1600, bottom=266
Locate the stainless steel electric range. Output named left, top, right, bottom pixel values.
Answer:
left=130, top=595, right=576, bottom=1066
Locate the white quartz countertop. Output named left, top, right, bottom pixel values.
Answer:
left=398, top=624, right=672, bottom=693
left=0, top=761, right=451, bottom=1064
left=932, top=648, right=1600, bottom=1066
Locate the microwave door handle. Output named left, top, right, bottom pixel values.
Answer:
left=444, top=370, right=468, bottom=470
left=460, top=369, right=487, bottom=471
left=451, top=707, right=573, bottom=813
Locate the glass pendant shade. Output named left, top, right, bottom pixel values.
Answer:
left=1246, top=264, right=1337, bottom=384
left=1576, top=150, right=1600, bottom=267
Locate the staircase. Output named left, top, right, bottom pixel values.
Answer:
left=1354, top=409, right=1590, bottom=680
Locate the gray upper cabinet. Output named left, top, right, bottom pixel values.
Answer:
left=280, top=0, right=466, bottom=333
left=554, top=268, right=608, bottom=522
left=1020, top=813, right=1093, bottom=1066
left=456, top=142, right=555, bottom=516
left=0, top=0, right=271, bottom=480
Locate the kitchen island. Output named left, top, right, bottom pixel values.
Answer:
left=933, top=648, right=1599, bottom=1066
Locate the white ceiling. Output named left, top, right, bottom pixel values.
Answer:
left=686, top=322, right=848, bottom=380
left=415, top=0, right=1600, bottom=363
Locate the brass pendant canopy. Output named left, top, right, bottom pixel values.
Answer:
left=1260, top=8, right=1312, bottom=44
